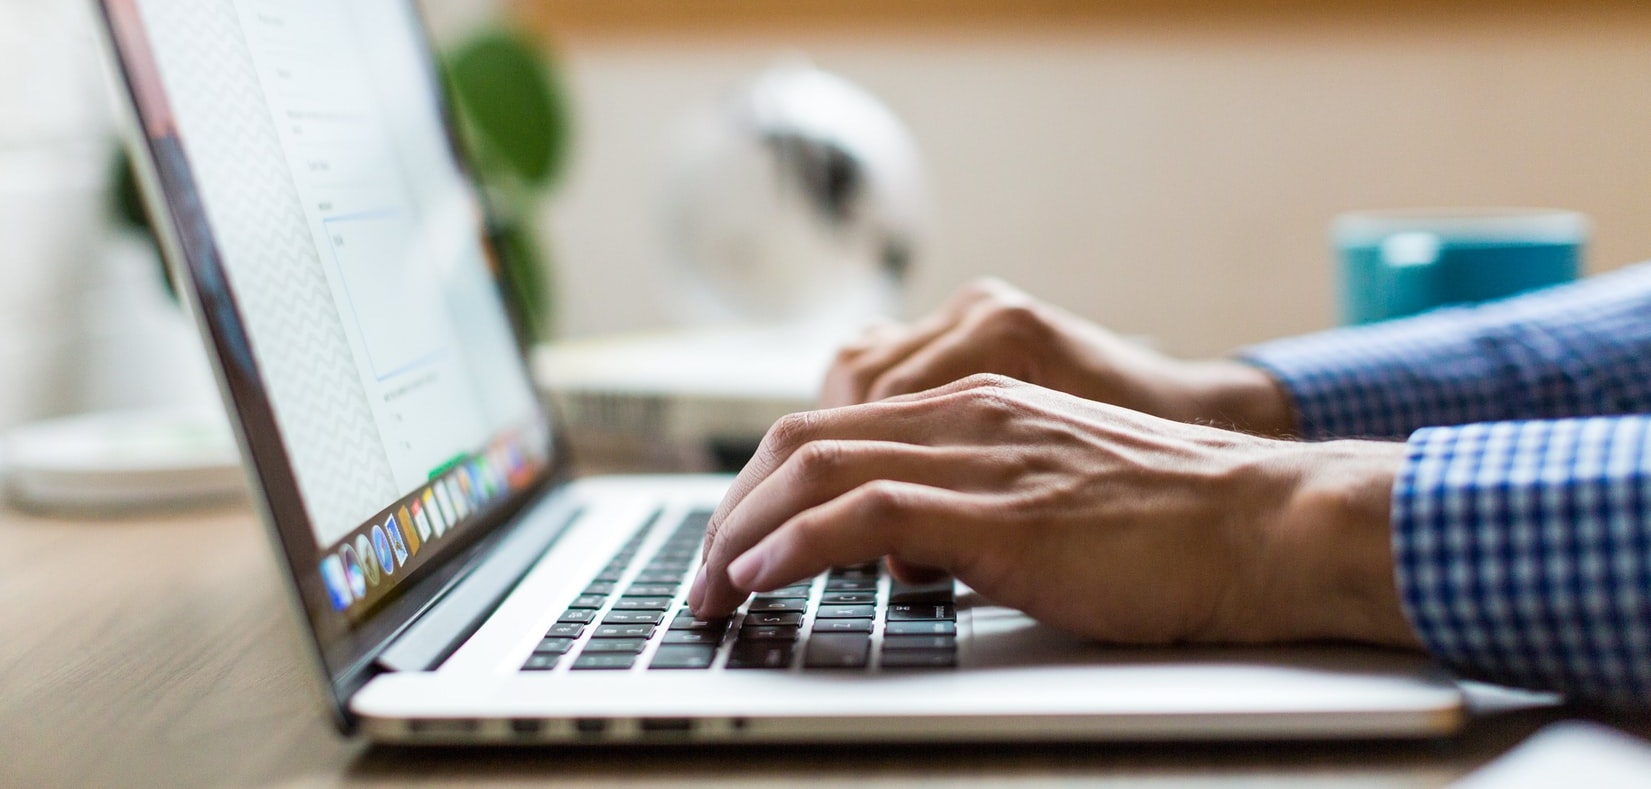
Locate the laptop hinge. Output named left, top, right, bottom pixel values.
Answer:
left=376, top=491, right=584, bottom=673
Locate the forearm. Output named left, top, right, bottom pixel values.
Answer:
left=1240, top=260, right=1651, bottom=440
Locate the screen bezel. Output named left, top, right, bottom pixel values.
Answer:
left=94, top=0, right=572, bottom=731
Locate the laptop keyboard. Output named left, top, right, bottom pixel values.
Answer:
left=519, top=508, right=957, bottom=673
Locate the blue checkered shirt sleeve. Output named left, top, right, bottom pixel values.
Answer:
left=1240, top=262, right=1651, bottom=709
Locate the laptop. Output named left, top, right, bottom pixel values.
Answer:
left=95, top=0, right=1465, bottom=744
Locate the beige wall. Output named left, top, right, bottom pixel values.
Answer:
left=535, top=9, right=1651, bottom=356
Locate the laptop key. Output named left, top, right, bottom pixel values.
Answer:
left=809, top=618, right=873, bottom=634
left=583, top=582, right=618, bottom=596
left=887, top=604, right=955, bottom=622
left=884, top=620, right=956, bottom=636
left=593, top=623, right=656, bottom=639
left=546, top=622, right=585, bottom=638
left=888, top=579, right=955, bottom=605
left=534, top=637, right=576, bottom=655
left=581, top=638, right=648, bottom=654
left=566, top=595, right=607, bottom=610
left=558, top=609, right=597, bottom=624
left=650, top=645, right=717, bottom=670
left=821, top=591, right=876, bottom=605
left=727, top=642, right=794, bottom=669
left=602, top=610, right=664, bottom=625
left=881, top=635, right=956, bottom=651
left=743, top=612, right=802, bottom=627
left=669, top=614, right=731, bottom=632
left=572, top=653, right=636, bottom=671
left=521, top=653, right=560, bottom=671
left=611, top=597, right=671, bottom=611
left=747, top=599, right=806, bottom=614
left=634, top=570, right=686, bottom=583
left=825, top=578, right=876, bottom=592
left=625, top=584, right=679, bottom=598
left=804, top=634, right=871, bottom=669
left=662, top=630, right=724, bottom=645
left=736, top=626, right=799, bottom=642
left=816, top=605, right=876, bottom=620
left=880, top=648, right=957, bottom=669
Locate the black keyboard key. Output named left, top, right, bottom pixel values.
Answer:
left=825, top=578, right=876, bottom=592
left=727, top=642, right=794, bottom=669
left=821, top=591, right=876, bottom=605
left=748, top=598, right=806, bottom=613
left=881, top=635, right=956, bottom=651
left=583, top=582, right=618, bottom=596
left=558, top=609, right=597, bottom=624
left=566, top=595, right=608, bottom=610
left=804, top=634, right=871, bottom=669
left=611, top=597, right=671, bottom=611
left=592, top=568, right=626, bottom=583
left=885, top=620, right=956, bottom=636
left=602, top=610, right=664, bottom=625
left=593, top=623, right=657, bottom=639
left=809, top=618, right=873, bottom=634
left=634, top=570, right=686, bottom=583
left=888, top=580, right=955, bottom=604
left=521, top=653, right=560, bottom=671
left=581, top=638, right=648, bottom=654
left=737, top=626, right=799, bottom=642
left=669, top=614, right=731, bottom=632
left=743, top=612, right=802, bottom=627
left=770, top=583, right=814, bottom=597
left=546, top=622, right=585, bottom=638
left=649, top=645, right=716, bottom=670
left=625, top=584, right=679, bottom=598
left=662, top=630, right=724, bottom=645
left=887, top=603, right=955, bottom=622
left=534, top=637, right=576, bottom=655
left=572, top=653, right=636, bottom=670
left=817, top=605, right=876, bottom=620
left=880, top=648, right=957, bottom=669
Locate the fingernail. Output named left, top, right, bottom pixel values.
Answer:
left=727, top=550, right=765, bottom=589
left=687, top=567, right=707, bottom=609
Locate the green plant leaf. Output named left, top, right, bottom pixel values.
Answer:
left=444, top=28, right=570, bottom=189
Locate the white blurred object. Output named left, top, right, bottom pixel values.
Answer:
left=1453, top=721, right=1651, bottom=788
left=0, top=2, right=108, bottom=148
left=3, top=407, right=243, bottom=513
left=662, top=61, right=928, bottom=328
left=534, top=324, right=838, bottom=471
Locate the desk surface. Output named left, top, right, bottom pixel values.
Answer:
left=2, top=499, right=1646, bottom=788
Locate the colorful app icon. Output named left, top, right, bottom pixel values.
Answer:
left=456, top=468, right=475, bottom=509
left=434, top=481, right=457, bottom=528
left=397, top=505, right=420, bottom=556
left=409, top=499, right=432, bottom=541
left=385, top=515, right=410, bottom=566
left=373, top=525, right=396, bottom=576
left=356, top=534, right=380, bottom=586
left=320, top=555, right=352, bottom=611
left=447, top=476, right=470, bottom=519
left=340, top=543, right=367, bottom=600
left=423, top=489, right=446, bottom=537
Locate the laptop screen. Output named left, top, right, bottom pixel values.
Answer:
left=100, top=0, right=557, bottom=682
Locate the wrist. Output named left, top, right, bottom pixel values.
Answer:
left=1258, top=440, right=1421, bottom=648
left=1175, top=360, right=1299, bottom=437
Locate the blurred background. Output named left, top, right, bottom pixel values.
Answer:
left=3, top=0, right=1651, bottom=432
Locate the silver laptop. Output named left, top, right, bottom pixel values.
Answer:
left=96, top=0, right=1464, bottom=744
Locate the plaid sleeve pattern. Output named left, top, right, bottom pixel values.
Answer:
left=1394, top=418, right=1651, bottom=709
left=1240, top=261, right=1651, bottom=440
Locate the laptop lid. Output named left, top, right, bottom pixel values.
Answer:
left=95, top=0, right=567, bottom=729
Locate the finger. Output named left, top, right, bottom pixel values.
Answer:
left=726, top=481, right=989, bottom=595
left=694, top=439, right=1010, bottom=616
left=886, top=557, right=950, bottom=585
left=819, top=282, right=1002, bottom=408
left=864, top=300, right=1045, bottom=401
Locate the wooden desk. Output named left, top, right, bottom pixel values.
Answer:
left=2, top=500, right=1645, bottom=787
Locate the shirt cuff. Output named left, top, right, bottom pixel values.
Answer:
left=1391, top=418, right=1651, bottom=709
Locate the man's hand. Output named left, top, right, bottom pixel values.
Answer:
left=822, top=278, right=1297, bottom=437
left=690, top=375, right=1420, bottom=649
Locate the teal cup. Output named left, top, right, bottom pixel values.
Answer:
left=1333, top=208, right=1587, bottom=325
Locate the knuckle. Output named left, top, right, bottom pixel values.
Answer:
left=765, top=410, right=821, bottom=452
left=958, top=372, right=1020, bottom=392
left=983, top=301, right=1049, bottom=340
left=791, top=440, right=847, bottom=484
left=851, top=479, right=911, bottom=521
